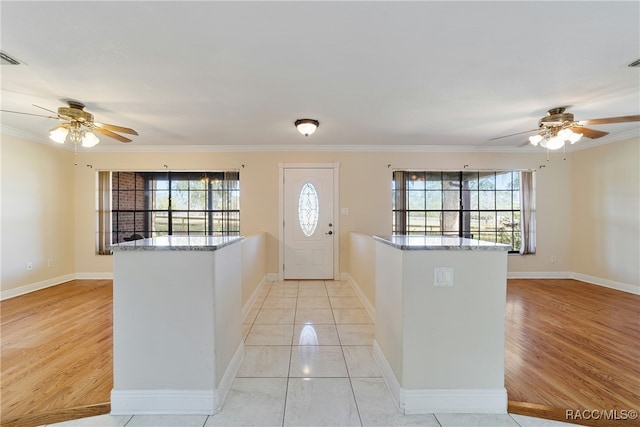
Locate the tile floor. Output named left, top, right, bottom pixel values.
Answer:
left=45, top=280, right=585, bottom=427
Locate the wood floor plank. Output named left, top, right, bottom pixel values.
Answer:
left=1, top=280, right=113, bottom=426
left=505, top=279, right=640, bottom=427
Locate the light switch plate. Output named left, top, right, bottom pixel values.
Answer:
left=434, top=267, right=454, bottom=287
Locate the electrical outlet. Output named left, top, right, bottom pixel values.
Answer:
left=551, top=255, right=557, bottom=264
left=48, top=259, right=54, bottom=267
left=26, top=262, right=33, bottom=271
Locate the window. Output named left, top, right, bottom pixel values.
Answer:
left=298, top=182, right=319, bottom=237
left=97, top=171, right=239, bottom=253
left=392, top=171, right=531, bottom=252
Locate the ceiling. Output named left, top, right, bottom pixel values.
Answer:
left=1, top=1, right=639, bottom=151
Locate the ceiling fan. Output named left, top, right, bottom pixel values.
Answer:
left=491, top=107, right=640, bottom=150
left=1, top=100, right=138, bottom=147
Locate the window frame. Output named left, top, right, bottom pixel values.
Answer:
left=392, top=170, right=523, bottom=253
left=101, top=170, right=240, bottom=252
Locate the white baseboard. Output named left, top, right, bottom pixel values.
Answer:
left=507, top=271, right=639, bottom=295
left=572, top=273, right=640, bottom=295
left=75, top=272, right=114, bottom=280
left=372, top=340, right=403, bottom=411
left=110, top=389, right=217, bottom=415
left=266, top=273, right=279, bottom=282
left=216, top=342, right=244, bottom=410
left=241, top=275, right=268, bottom=323
left=0, top=274, right=75, bottom=300
left=344, top=273, right=376, bottom=321
left=403, top=388, right=507, bottom=414
left=111, top=342, right=244, bottom=415
left=372, top=340, right=507, bottom=414
left=507, top=271, right=571, bottom=279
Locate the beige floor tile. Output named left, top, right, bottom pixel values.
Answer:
left=254, top=308, right=296, bottom=324
left=245, top=324, right=294, bottom=345
left=296, top=296, right=331, bottom=309
left=336, top=324, right=375, bottom=345
left=342, top=345, right=381, bottom=377
left=261, top=297, right=297, bottom=309
left=330, top=296, right=364, bottom=308
left=284, top=378, right=360, bottom=426
left=293, top=324, right=340, bottom=345
left=333, top=308, right=373, bottom=324
left=289, top=346, right=348, bottom=377
left=295, top=308, right=335, bottom=324
left=327, top=287, right=357, bottom=297
left=298, top=280, right=326, bottom=288
left=297, top=287, right=328, bottom=297
left=237, top=345, right=291, bottom=377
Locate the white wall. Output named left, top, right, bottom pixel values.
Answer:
left=349, top=232, right=376, bottom=305
left=571, top=138, right=640, bottom=293
left=1, top=134, right=75, bottom=297
left=241, top=233, right=267, bottom=306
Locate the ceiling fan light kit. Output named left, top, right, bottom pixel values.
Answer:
left=527, top=108, right=585, bottom=150
left=49, top=125, right=69, bottom=144
left=49, top=122, right=101, bottom=147
left=295, top=118, right=319, bottom=137
left=528, top=126, right=583, bottom=151
left=81, top=130, right=100, bottom=148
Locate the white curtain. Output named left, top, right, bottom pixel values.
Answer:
left=519, top=171, right=536, bottom=255
left=96, top=171, right=112, bottom=255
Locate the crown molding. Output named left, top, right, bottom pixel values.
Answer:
left=568, top=128, right=640, bottom=152
left=75, top=143, right=535, bottom=154
left=3, top=130, right=637, bottom=154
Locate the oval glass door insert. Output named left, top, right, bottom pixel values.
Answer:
left=298, top=182, right=319, bottom=237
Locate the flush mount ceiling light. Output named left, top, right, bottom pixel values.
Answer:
left=295, top=118, right=319, bottom=137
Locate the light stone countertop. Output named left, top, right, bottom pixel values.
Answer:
left=110, top=235, right=244, bottom=251
left=373, top=235, right=512, bottom=251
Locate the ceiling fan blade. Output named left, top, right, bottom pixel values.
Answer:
left=577, top=115, right=640, bottom=126
left=489, top=128, right=540, bottom=140
left=94, top=122, right=139, bottom=135
left=0, top=109, right=58, bottom=119
left=573, top=127, right=609, bottom=139
left=32, top=104, right=59, bottom=115
left=92, top=126, right=132, bottom=143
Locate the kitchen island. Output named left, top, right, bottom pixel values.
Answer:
left=373, top=235, right=510, bottom=414
left=110, top=235, right=244, bottom=415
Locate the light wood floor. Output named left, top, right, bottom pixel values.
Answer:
left=506, top=279, right=640, bottom=427
left=1, top=278, right=638, bottom=427
left=1, top=280, right=113, bottom=427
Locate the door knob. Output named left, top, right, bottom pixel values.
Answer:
left=325, top=230, right=333, bottom=235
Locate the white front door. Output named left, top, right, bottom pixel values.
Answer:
left=283, top=168, right=335, bottom=279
